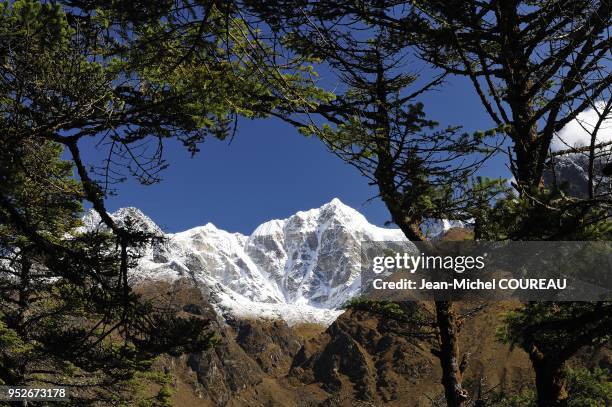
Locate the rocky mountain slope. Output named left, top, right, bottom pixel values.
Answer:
left=138, top=279, right=549, bottom=407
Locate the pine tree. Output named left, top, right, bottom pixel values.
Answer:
left=0, top=1, right=326, bottom=402
left=1, top=0, right=328, bottom=293
left=247, top=2, right=506, bottom=405
left=0, top=137, right=217, bottom=404
left=247, top=2, right=611, bottom=405
left=404, top=2, right=611, bottom=405
left=408, top=0, right=610, bottom=191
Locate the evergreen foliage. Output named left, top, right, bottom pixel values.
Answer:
left=246, top=2, right=611, bottom=406
left=0, top=0, right=319, bottom=403
left=494, top=368, right=611, bottom=407
left=0, top=138, right=216, bottom=404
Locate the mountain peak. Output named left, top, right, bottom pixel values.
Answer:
left=112, top=206, right=149, bottom=220
left=290, top=198, right=365, bottom=223
left=327, top=197, right=344, bottom=207
left=322, top=197, right=358, bottom=214
left=251, top=218, right=284, bottom=237
left=319, top=197, right=368, bottom=223
left=110, top=207, right=162, bottom=235
left=80, top=207, right=161, bottom=234
left=203, top=222, right=218, bottom=230
left=543, top=152, right=612, bottom=198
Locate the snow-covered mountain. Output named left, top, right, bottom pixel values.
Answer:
left=543, top=153, right=612, bottom=198
left=82, top=199, right=461, bottom=325
left=422, top=218, right=469, bottom=240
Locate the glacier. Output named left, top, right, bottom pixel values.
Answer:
left=82, top=199, right=460, bottom=326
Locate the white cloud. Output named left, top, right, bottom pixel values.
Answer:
left=551, top=101, right=612, bottom=151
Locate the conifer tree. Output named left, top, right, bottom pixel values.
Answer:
left=408, top=0, right=610, bottom=192
left=0, top=137, right=217, bottom=404
left=0, top=0, right=325, bottom=403
left=247, top=2, right=506, bottom=405
left=248, top=1, right=611, bottom=406
left=405, top=2, right=611, bottom=405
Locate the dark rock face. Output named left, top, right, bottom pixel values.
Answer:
left=233, top=318, right=302, bottom=376
left=137, top=279, right=326, bottom=406
left=142, top=281, right=270, bottom=405
left=291, top=307, right=441, bottom=405
left=165, top=285, right=306, bottom=405
left=187, top=338, right=264, bottom=405
left=182, top=303, right=205, bottom=315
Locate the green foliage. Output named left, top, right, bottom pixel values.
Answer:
left=254, top=2, right=504, bottom=234
left=1, top=0, right=69, bottom=42
left=344, top=298, right=430, bottom=327
left=0, top=139, right=216, bottom=404
left=0, top=1, right=331, bottom=403
left=473, top=186, right=612, bottom=241
left=497, top=302, right=612, bottom=356
left=0, top=320, right=32, bottom=383
left=253, top=5, right=612, bottom=407
left=495, top=389, right=537, bottom=407
left=493, top=368, right=611, bottom=407
left=564, top=367, right=612, bottom=407
left=118, top=369, right=176, bottom=407
left=0, top=139, right=83, bottom=240
left=344, top=298, right=406, bottom=319
left=1, top=0, right=329, bottom=183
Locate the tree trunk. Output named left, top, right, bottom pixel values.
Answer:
left=371, top=49, right=467, bottom=407
left=531, top=355, right=567, bottom=407
left=435, top=301, right=467, bottom=407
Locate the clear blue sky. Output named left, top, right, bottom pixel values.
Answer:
left=81, top=75, right=508, bottom=235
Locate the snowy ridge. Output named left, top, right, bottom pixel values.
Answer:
left=543, top=153, right=612, bottom=198
left=423, top=219, right=469, bottom=240
left=83, top=199, right=460, bottom=326
left=79, top=206, right=163, bottom=236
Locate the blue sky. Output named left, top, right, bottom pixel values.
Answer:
left=81, top=75, right=508, bottom=235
